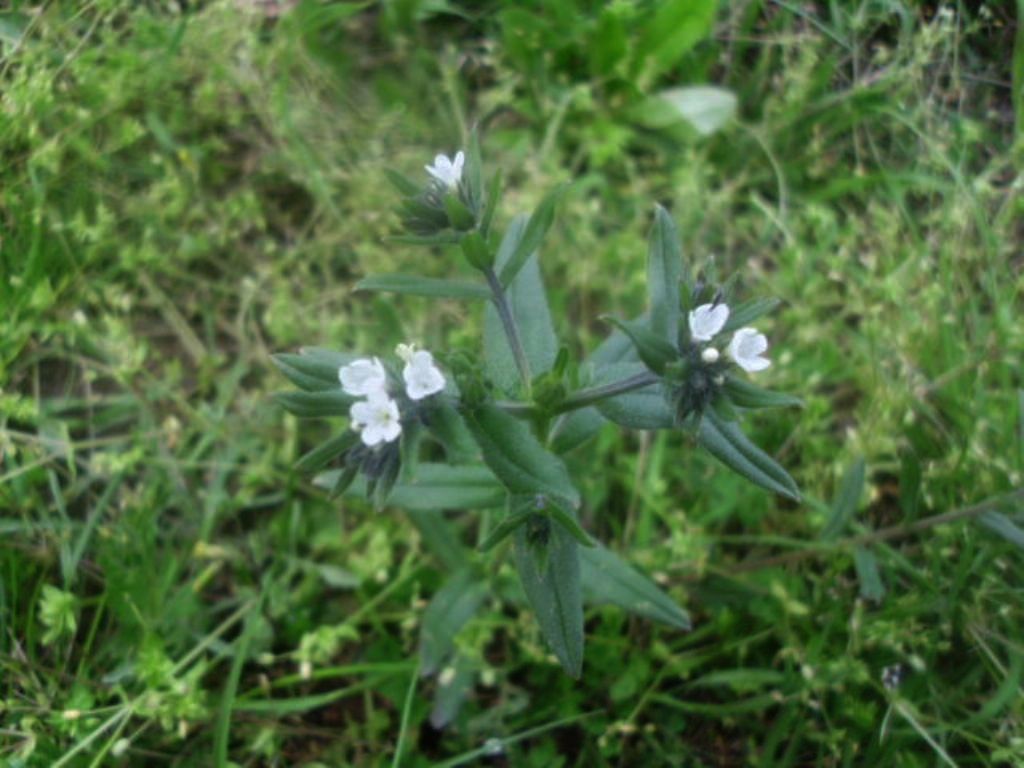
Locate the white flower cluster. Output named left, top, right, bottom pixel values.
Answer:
left=688, top=303, right=770, bottom=373
left=338, top=345, right=446, bottom=447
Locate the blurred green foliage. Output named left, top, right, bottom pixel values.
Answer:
left=1, top=0, right=1022, bottom=765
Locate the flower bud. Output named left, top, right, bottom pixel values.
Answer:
left=701, top=347, right=720, bottom=363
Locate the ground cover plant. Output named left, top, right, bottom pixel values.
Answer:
left=1, top=0, right=1022, bottom=765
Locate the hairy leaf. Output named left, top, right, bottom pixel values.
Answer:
left=464, top=403, right=580, bottom=507
left=698, top=411, right=800, bottom=500
left=420, top=569, right=487, bottom=676
left=498, top=187, right=561, bottom=287
left=485, top=215, right=559, bottom=393
left=647, top=205, right=683, bottom=343
left=581, top=545, right=691, bottom=630
left=513, top=518, right=583, bottom=677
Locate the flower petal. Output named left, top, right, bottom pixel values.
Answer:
left=689, top=303, right=730, bottom=341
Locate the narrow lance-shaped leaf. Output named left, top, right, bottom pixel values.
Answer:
left=480, top=168, right=503, bottom=237
left=723, top=374, right=803, bottom=410
left=697, top=410, right=800, bottom=501
left=545, top=496, right=595, bottom=548
left=272, top=347, right=357, bottom=392
left=485, top=215, right=559, bottom=393
left=429, top=654, right=475, bottom=729
left=498, top=186, right=562, bottom=287
left=721, top=297, right=781, bottom=333
left=978, top=510, right=1024, bottom=550
left=384, top=168, right=421, bottom=196
left=822, top=458, right=865, bottom=540
left=580, top=545, right=691, bottom=630
left=854, top=546, right=885, bottom=602
left=407, top=509, right=468, bottom=572
left=295, top=431, right=357, bottom=474
left=603, top=316, right=677, bottom=374
left=479, top=497, right=534, bottom=552
left=513, top=517, right=584, bottom=677
left=591, top=362, right=675, bottom=430
left=463, top=403, right=580, bottom=508
left=274, top=390, right=354, bottom=418
left=315, top=463, right=505, bottom=511
left=463, top=128, right=485, bottom=215
left=355, top=274, right=490, bottom=301
left=647, top=205, right=684, bottom=343
left=420, top=568, right=488, bottom=676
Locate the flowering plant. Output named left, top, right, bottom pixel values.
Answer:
left=273, top=137, right=800, bottom=687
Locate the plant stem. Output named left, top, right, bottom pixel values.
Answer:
left=484, top=266, right=531, bottom=392
left=695, top=487, right=1024, bottom=578
left=554, top=370, right=660, bottom=414
left=494, top=400, right=536, bottom=417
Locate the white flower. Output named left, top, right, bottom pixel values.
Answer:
left=339, top=357, right=387, bottom=397
left=350, top=392, right=402, bottom=446
left=728, top=327, right=771, bottom=372
left=688, top=302, right=730, bottom=342
left=402, top=349, right=446, bottom=401
left=425, top=151, right=464, bottom=190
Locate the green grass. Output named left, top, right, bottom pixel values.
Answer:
left=2, top=0, right=1022, bottom=765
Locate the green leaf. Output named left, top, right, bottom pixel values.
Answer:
left=463, top=129, right=485, bottom=214
left=497, top=187, right=562, bottom=287
left=485, top=215, right=559, bottom=392
left=480, top=168, right=503, bottom=237
left=549, top=407, right=607, bottom=454
left=274, top=390, right=354, bottom=418
left=899, top=450, right=922, bottom=518
left=443, top=194, right=476, bottom=230
left=424, top=401, right=479, bottom=464
left=407, top=510, right=468, bottom=571
left=384, top=168, right=421, bottom=196
left=591, top=363, right=675, bottom=430
left=317, top=463, right=505, bottom=510
left=464, top=403, right=580, bottom=507
left=429, top=653, right=475, bottom=729
left=0, top=12, right=29, bottom=49
left=658, top=86, right=738, bottom=136
left=513, top=519, right=584, bottom=677
left=478, top=504, right=533, bottom=552
left=546, top=497, right=595, bottom=548
left=295, top=431, right=357, bottom=473
left=589, top=312, right=647, bottom=366
left=633, top=0, right=718, bottom=82
left=698, top=411, right=800, bottom=500
left=420, top=569, right=488, bottom=676
left=822, top=458, right=865, bottom=540
left=647, top=205, right=684, bottom=343
left=370, top=451, right=401, bottom=510
left=355, top=274, right=490, bottom=300
left=978, top=510, right=1024, bottom=550
left=272, top=347, right=356, bottom=392
left=329, top=465, right=358, bottom=499
left=854, top=546, right=885, bottom=602
left=721, top=297, right=781, bottom=333
left=580, top=545, right=691, bottom=630
left=722, top=374, right=803, bottom=410
left=603, top=316, right=677, bottom=374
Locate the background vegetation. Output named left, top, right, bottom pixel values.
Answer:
left=1, top=0, right=1022, bottom=765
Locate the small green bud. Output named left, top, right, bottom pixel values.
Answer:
left=444, top=193, right=476, bottom=231
left=460, top=230, right=493, bottom=270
